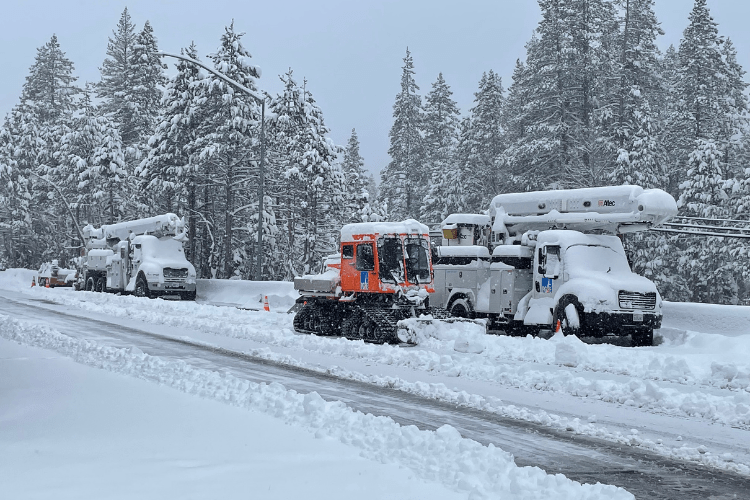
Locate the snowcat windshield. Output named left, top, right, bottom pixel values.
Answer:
left=377, top=236, right=405, bottom=284
left=566, top=244, right=630, bottom=275
left=404, top=237, right=430, bottom=283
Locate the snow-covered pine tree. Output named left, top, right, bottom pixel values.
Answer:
left=97, top=8, right=138, bottom=145
left=192, top=21, right=262, bottom=279
left=139, top=43, right=204, bottom=263
left=460, top=70, right=505, bottom=208
left=420, top=73, right=460, bottom=225
left=609, top=0, right=666, bottom=189
left=379, top=48, right=425, bottom=220
left=504, top=0, right=619, bottom=190
left=341, top=128, right=370, bottom=223
left=667, top=0, right=750, bottom=304
left=0, top=106, right=40, bottom=267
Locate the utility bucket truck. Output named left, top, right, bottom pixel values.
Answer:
left=80, top=214, right=197, bottom=300
left=293, top=220, right=434, bottom=344
left=432, top=186, right=678, bottom=346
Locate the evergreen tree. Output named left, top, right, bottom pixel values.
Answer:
left=139, top=43, right=204, bottom=262
left=609, top=0, right=666, bottom=189
left=97, top=7, right=138, bottom=145
left=341, top=128, right=370, bottom=223
left=379, top=48, right=425, bottom=219
left=461, top=70, right=505, bottom=208
left=193, top=21, right=262, bottom=278
left=421, top=73, right=460, bottom=223
left=20, top=34, right=79, bottom=123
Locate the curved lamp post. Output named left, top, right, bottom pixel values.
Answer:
left=156, top=51, right=267, bottom=281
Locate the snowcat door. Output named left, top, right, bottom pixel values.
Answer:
left=534, top=245, right=561, bottom=299
left=354, top=242, right=377, bottom=292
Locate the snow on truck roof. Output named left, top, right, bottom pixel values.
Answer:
left=341, top=219, right=429, bottom=242
left=535, top=230, right=625, bottom=252
left=442, top=213, right=491, bottom=226
left=489, top=186, right=677, bottom=235
left=490, top=186, right=676, bottom=220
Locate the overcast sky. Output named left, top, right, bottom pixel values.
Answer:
left=2, top=1, right=749, bottom=178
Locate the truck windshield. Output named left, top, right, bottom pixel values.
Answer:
left=404, top=237, right=430, bottom=283
left=377, top=236, right=405, bottom=283
left=566, top=244, right=631, bottom=275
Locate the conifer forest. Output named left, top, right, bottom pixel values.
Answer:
left=1, top=0, right=749, bottom=304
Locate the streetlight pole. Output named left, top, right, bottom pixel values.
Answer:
left=156, top=51, right=267, bottom=281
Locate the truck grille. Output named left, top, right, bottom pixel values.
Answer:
left=618, top=291, right=656, bottom=310
left=163, top=267, right=188, bottom=281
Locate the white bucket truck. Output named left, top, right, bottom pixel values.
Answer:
left=80, top=214, right=197, bottom=300
left=431, top=186, right=677, bottom=346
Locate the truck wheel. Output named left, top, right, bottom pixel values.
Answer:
left=85, top=277, right=95, bottom=291
left=182, top=291, right=196, bottom=301
left=96, top=277, right=106, bottom=293
left=134, top=276, right=151, bottom=298
left=358, top=318, right=377, bottom=342
left=448, top=298, right=472, bottom=318
left=631, top=328, right=654, bottom=347
left=553, top=296, right=583, bottom=336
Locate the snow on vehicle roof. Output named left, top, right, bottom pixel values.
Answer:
left=84, top=214, right=185, bottom=242
left=442, top=213, right=491, bottom=227
left=341, top=219, right=429, bottom=242
left=436, top=245, right=491, bottom=258
left=492, top=245, right=533, bottom=258
left=489, top=185, right=677, bottom=230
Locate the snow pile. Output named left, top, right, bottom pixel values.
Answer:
left=196, top=278, right=297, bottom=311
left=0, top=268, right=37, bottom=288
left=662, top=301, right=750, bottom=337
left=18, top=286, right=750, bottom=430
left=0, top=314, right=632, bottom=500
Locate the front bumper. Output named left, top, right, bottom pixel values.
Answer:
left=147, top=281, right=196, bottom=293
left=582, top=310, right=661, bottom=335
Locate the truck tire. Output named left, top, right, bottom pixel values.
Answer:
left=182, top=291, right=196, bottom=301
left=631, top=328, right=654, bottom=347
left=85, top=277, right=95, bottom=291
left=96, top=277, right=106, bottom=293
left=553, top=296, right=584, bottom=337
left=448, top=297, right=472, bottom=319
left=134, top=275, right=151, bottom=299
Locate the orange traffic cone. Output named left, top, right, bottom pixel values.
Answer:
left=45, top=279, right=50, bottom=288
left=263, top=295, right=270, bottom=312
left=31, top=276, right=36, bottom=287
left=555, top=319, right=562, bottom=333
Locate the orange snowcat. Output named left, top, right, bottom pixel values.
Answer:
left=293, top=220, right=435, bottom=344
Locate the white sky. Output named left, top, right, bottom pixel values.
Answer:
left=2, top=1, right=749, bottom=178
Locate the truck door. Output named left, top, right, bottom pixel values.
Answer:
left=534, top=245, right=561, bottom=299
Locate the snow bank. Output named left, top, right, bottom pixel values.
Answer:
left=0, top=314, right=631, bottom=500
left=196, top=278, right=297, bottom=311
left=0, top=268, right=37, bottom=288
left=662, top=301, right=750, bottom=337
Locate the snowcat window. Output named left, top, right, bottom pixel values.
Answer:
left=378, top=236, right=404, bottom=283
left=355, top=243, right=374, bottom=271
left=342, top=244, right=354, bottom=259
left=404, top=237, right=431, bottom=283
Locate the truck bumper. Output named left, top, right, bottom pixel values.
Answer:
left=148, top=282, right=196, bottom=294
left=582, top=310, right=662, bottom=335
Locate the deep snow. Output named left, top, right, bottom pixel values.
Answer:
left=0, top=269, right=632, bottom=499
left=2, top=266, right=749, bottom=493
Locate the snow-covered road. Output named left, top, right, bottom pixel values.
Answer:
left=2, top=269, right=749, bottom=498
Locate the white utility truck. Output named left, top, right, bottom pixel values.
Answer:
left=80, top=214, right=197, bottom=300
left=432, top=186, right=677, bottom=346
